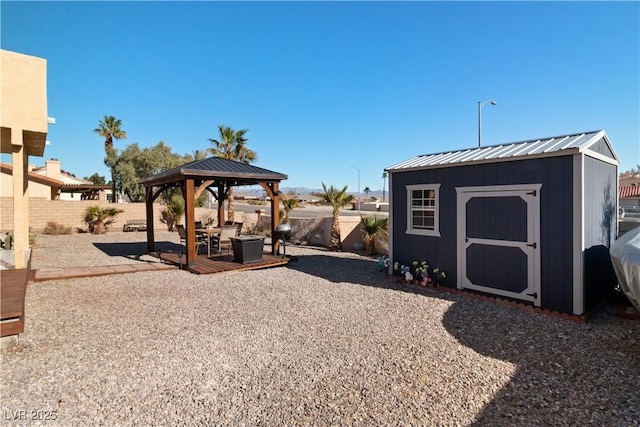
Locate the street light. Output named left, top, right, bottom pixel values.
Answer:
left=478, top=100, right=497, bottom=148
left=349, top=166, right=361, bottom=213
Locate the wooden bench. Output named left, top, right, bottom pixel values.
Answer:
left=1, top=252, right=32, bottom=338
left=123, top=220, right=147, bottom=232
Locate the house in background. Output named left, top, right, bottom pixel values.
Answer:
left=29, top=159, right=110, bottom=201
left=618, top=173, right=640, bottom=236
left=386, top=130, right=618, bottom=317
left=619, top=172, right=640, bottom=209
left=1, top=159, right=110, bottom=201
left=0, top=162, right=63, bottom=200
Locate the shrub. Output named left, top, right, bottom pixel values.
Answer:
left=83, top=206, right=124, bottom=234
left=43, top=221, right=73, bottom=235
left=360, top=215, right=389, bottom=255
left=159, top=193, right=185, bottom=232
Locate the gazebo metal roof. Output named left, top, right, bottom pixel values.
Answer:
left=139, top=157, right=288, bottom=187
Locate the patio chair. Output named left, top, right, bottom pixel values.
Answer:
left=211, top=225, right=238, bottom=255
left=177, top=224, right=207, bottom=255
left=193, top=221, right=209, bottom=246
left=233, top=221, right=244, bottom=235
left=224, top=220, right=243, bottom=235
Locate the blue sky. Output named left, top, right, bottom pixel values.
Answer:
left=2, top=1, right=638, bottom=193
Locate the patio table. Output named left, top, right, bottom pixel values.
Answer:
left=195, top=228, right=221, bottom=257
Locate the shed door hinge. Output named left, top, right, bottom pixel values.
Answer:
left=526, top=292, right=538, bottom=299
left=526, top=190, right=537, bottom=196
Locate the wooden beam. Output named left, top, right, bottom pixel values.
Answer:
left=260, top=182, right=281, bottom=255
left=184, top=179, right=197, bottom=267
left=145, top=186, right=155, bottom=253
left=195, top=179, right=214, bottom=199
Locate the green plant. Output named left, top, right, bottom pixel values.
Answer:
left=320, top=182, right=354, bottom=251
left=209, top=124, right=257, bottom=222
left=159, top=192, right=185, bottom=232
left=360, top=215, right=389, bottom=255
left=43, top=221, right=73, bottom=235
left=83, top=206, right=124, bottom=234
left=94, top=115, right=127, bottom=203
left=3, top=232, right=13, bottom=249
left=281, top=197, right=300, bottom=224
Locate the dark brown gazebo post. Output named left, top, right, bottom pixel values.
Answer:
left=145, top=185, right=155, bottom=253
left=183, top=178, right=198, bottom=267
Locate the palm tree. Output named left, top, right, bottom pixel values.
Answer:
left=281, top=197, right=300, bottom=224
left=209, top=125, right=257, bottom=222
left=360, top=215, right=389, bottom=255
left=363, top=186, right=371, bottom=200
left=320, top=182, right=354, bottom=251
left=187, top=149, right=210, bottom=162
left=381, top=171, right=388, bottom=202
left=94, top=116, right=127, bottom=202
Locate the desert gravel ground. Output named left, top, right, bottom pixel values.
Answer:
left=1, top=231, right=639, bottom=426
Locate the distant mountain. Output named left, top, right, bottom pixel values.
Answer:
left=236, top=186, right=387, bottom=199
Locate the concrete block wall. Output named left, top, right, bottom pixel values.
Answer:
left=0, top=198, right=387, bottom=252
left=256, top=215, right=387, bottom=253
left=1, top=198, right=168, bottom=233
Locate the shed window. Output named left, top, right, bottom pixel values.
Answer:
left=406, top=184, right=441, bottom=237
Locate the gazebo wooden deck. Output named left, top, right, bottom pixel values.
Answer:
left=154, top=251, right=290, bottom=275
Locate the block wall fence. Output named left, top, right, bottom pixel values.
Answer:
left=0, top=198, right=383, bottom=252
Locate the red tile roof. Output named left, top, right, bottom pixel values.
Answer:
left=620, top=186, right=640, bottom=198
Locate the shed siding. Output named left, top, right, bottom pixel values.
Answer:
left=590, top=138, right=616, bottom=160
left=391, top=156, right=574, bottom=313
left=583, top=155, right=618, bottom=310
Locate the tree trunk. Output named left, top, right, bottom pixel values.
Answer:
left=111, top=169, right=117, bottom=203
left=330, top=209, right=342, bottom=251
left=366, top=236, right=376, bottom=255
left=93, top=220, right=106, bottom=235
left=227, top=187, right=235, bottom=222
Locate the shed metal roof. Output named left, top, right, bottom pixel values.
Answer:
left=386, top=130, right=617, bottom=172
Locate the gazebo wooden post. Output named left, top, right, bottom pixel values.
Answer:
left=145, top=186, right=155, bottom=253
left=184, top=178, right=197, bottom=267
left=259, top=182, right=280, bottom=255
left=217, top=183, right=226, bottom=227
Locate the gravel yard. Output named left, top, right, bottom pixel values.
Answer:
left=1, top=232, right=639, bottom=426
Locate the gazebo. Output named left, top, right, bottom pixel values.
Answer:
left=139, top=157, right=287, bottom=268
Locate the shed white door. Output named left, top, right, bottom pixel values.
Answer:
left=456, top=185, right=541, bottom=306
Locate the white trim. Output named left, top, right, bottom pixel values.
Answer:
left=572, top=154, right=584, bottom=315
left=388, top=149, right=581, bottom=173
left=406, top=183, right=441, bottom=237
left=455, top=184, right=540, bottom=195
left=583, top=148, right=619, bottom=166
left=456, top=184, right=542, bottom=306
left=579, top=130, right=620, bottom=163
left=387, top=172, right=394, bottom=275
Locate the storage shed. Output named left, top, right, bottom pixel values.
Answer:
left=386, top=130, right=618, bottom=315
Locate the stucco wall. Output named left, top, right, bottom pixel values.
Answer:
left=0, top=174, right=56, bottom=199
left=0, top=50, right=47, bottom=135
